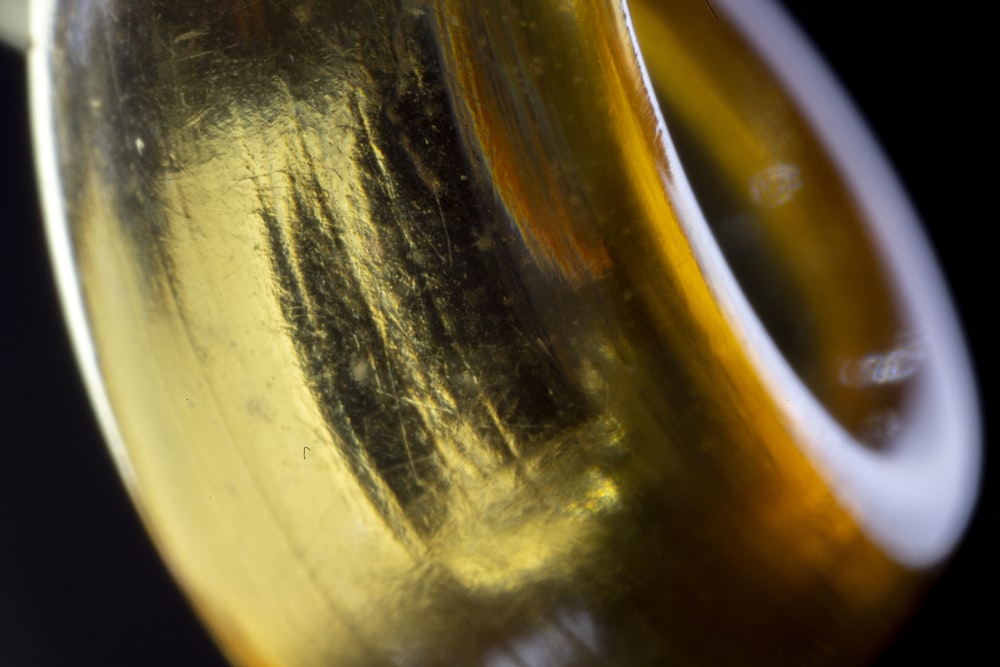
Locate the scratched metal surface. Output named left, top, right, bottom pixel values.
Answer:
left=33, top=0, right=973, bottom=664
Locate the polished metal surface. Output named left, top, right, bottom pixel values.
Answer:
left=31, top=0, right=979, bottom=664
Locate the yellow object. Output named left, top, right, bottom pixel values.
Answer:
left=31, top=0, right=979, bottom=664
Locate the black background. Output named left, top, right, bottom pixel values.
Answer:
left=1, top=1, right=994, bottom=664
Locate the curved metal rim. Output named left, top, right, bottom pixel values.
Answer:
left=30, top=0, right=980, bottom=569
left=622, top=0, right=980, bottom=567
left=30, top=0, right=141, bottom=494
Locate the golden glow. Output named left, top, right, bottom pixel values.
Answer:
left=629, top=0, right=908, bottom=444
left=36, top=0, right=941, bottom=664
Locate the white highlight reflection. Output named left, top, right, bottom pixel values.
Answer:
left=484, top=608, right=599, bottom=667
left=840, top=336, right=926, bottom=387
left=750, top=163, right=802, bottom=208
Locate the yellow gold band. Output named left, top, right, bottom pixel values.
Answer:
left=32, top=0, right=978, bottom=664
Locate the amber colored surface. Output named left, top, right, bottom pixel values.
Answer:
left=32, top=0, right=973, bottom=665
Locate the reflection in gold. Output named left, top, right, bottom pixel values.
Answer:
left=628, top=0, right=909, bottom=445
left=749, top=163, right=803, bottom=208
left=840, top=336, right=926, bottom=388
left=38, top=0, right=934, bottom=665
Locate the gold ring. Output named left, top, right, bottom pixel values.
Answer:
left=30, top=0, right=980, bottom=664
